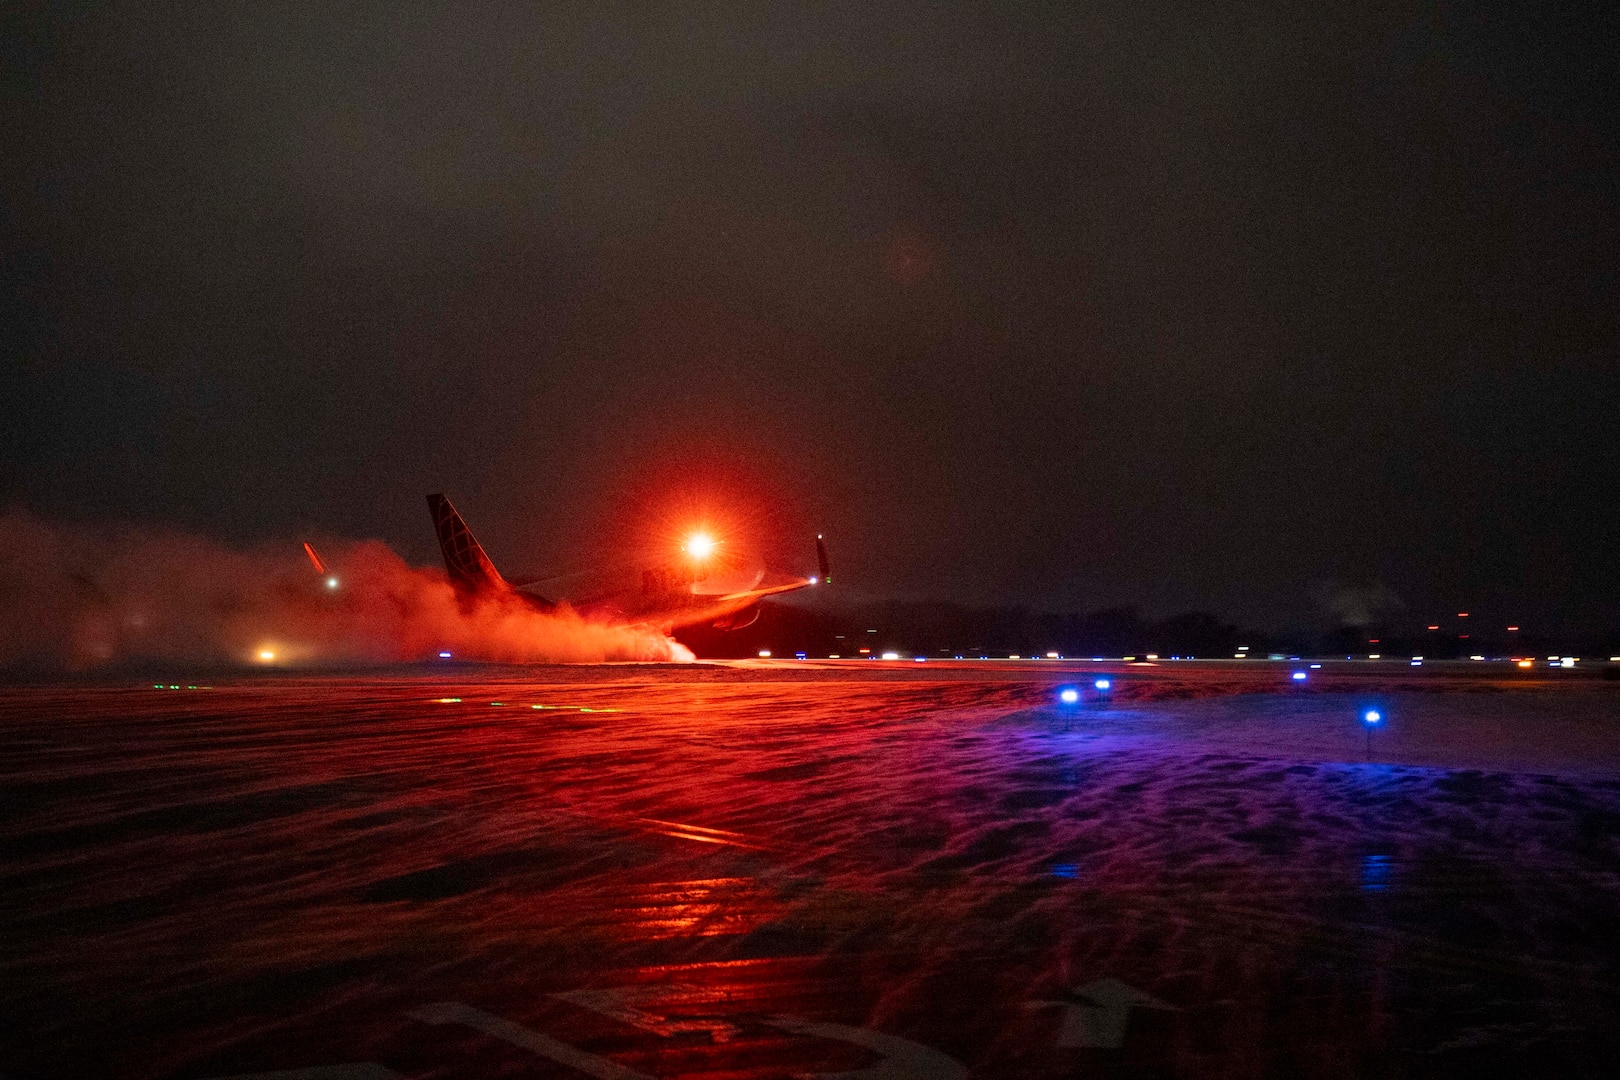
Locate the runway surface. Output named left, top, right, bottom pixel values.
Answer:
left=3, top=661, right=1620, bottom=1078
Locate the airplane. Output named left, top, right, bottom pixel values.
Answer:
left=427, top=493, right=828, bottom=632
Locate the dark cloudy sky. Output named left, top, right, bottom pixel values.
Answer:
left=4, top=1, right=1618, bottom=631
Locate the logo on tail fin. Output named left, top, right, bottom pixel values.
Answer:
left=427, top=494, right=507, bottom=595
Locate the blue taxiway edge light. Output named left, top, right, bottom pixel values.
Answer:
left=1058, top=687, right=1080, bottom=705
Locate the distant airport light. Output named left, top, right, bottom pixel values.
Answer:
left=257, top=649, right=275, bottom=662
left=684, top=532, right=716, bottom=559
left=1518, top=659, right=1534, bottom=668
left=1145, top=653, right=1158, bottom=660
left=1237, top=646, right=1249, bottom=651
left=757, top=650, right=771, bottom=658
left=1292, top=671, right=1307, bottom=681
left=1470, top=655, right=1485, bottom=661
left=1560, top=657, right=1575, bottom=668
left=1508, top=626, right=1520, bottom=631
left=1058, top=687, right=1080, bottom=705
left=1094, top=679, right=1112, bottom=691
left=1046, top=651, right=1060, bottom=659
left=1457, top=612, right=1469, bottom=617
left=1410, top=660, right=1422, bottom=666
left=914, top=656, right=927, bottom=662
left=1369, top=653, right=1381, bottom=659
left=1611, top=657, right=1620, bottom=662
left=881, top=651, right=900, bottom=660
left=1310, top=663, right=1322, bottom=669
left=1427, top=625, right=1439, bottom=630
left=326, top=576, right=339, bottom=589
left=438, top=651, right=452, bottom=658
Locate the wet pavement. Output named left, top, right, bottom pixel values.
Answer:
left=3, top=662, right=1619, bottom=1078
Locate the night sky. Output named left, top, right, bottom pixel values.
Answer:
left=4, top=2, right=1618, bottom=633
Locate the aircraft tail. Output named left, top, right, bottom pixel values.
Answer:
left=427, top=493, right=508, bottom=595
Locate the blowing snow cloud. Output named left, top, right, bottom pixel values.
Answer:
left=0, top=512, right=693, bottom=669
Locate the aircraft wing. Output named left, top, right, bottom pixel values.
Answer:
left=657, top=576, right=816, bottom=632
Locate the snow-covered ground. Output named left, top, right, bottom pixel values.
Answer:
left=2, top=663, right=1618, bottom=1078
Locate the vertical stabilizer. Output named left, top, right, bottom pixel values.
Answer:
left=427, top=494, right=508, bottom=595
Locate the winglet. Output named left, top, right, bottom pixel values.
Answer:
left=816, top=534, right=830, bottom=585
left=303, top=542, right=327, bottom=575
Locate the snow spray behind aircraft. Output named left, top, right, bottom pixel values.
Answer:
left=0, top=510, right=692, bottom=669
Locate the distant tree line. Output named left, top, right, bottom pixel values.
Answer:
left=677, top=599, right=1620, bottom=661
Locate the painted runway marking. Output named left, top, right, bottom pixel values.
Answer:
left=633, top=817, right=774, bottom=850
left=553, top=984, right=743, bottom=1042
left=1025, top=978, right=1178, bottom=1048
left=765, top=1015, right=968, bottom=1079
left=408, top=1001, right=652, bottom=1080
left=204, top=1067, right=400, bottom=1080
